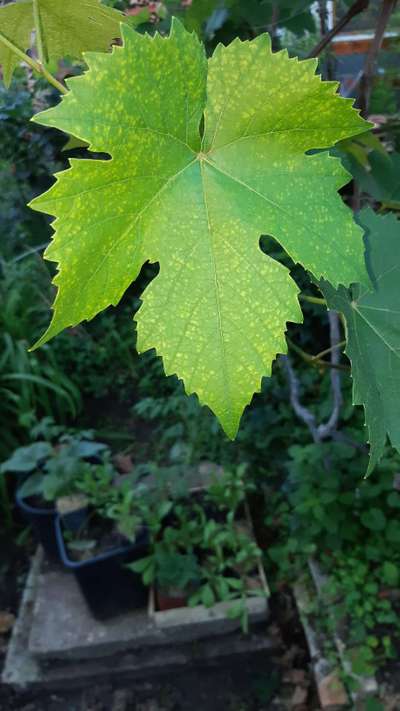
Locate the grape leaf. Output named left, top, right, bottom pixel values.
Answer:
left=322, top=208, right=400, bottom=474
left=347, top=150, right=400, bottom=209
left=29, top=20, right=370, bottom=438
left=0, top=0, right=126, bottom=87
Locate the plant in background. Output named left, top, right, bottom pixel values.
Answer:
left=264, top=439, right=400, bottom=677
left=0, top=427, right=109, bottom=504
left=0, top=258, right=83, bottom=459
left=205, top=463, right=252, bottom=514
left=186, top=513, right=264, bottom=633
left=130, top=545, right=201, bottom=592
left=130, top=467, right=265, bottom=631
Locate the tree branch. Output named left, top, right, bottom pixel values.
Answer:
left=317, top=311, right=342, bottom=440
left=307, top=0, right=370, bottom=58
left=282, top=313, right=344, bottom=445
left=280, top=354, right=320, bottom=442
left=358, top=0, right=397, bottom=115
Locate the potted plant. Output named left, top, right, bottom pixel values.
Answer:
left=0, top=429, right=108, bottom=560
left=186, top=514, right=267, bottom=633
left=132, top=548, right=201, bottom=611
left=56, top=468, right=150, bottom=619
left=130, top=467, right=269, bottom=633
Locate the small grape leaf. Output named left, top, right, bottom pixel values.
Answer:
left=0, top=0, right=126, bottom=87
left=29, top=20, right=370, bottom=438
left=322, top=208, right=400, bottom=474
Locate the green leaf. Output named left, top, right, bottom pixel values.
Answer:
left=350, top=150, right=400, bottom=206
left=18, top=472, right=45, bottom=499
left=382, top=561, right=399, bottom=588
left=0, top=0, right=126, bottom=87
left=62, top=135, right=89, bottom=152
left=387, top=492, right=400, bottom=509
left=128, top=556, right=153, bottom=573
left=179, top=0, right=222, bottom=35
left=225, top=601, right=243, bottom=619
left=360, top=508, right=386, bottom=532
left=386, top=521, right=400, bottom=544
left=0, top=1, right=32, bottom=87
left=29, top=21, right=369, bottom=438
left=0, top=441, right=52, bottom=473
left=364, top=698, right=385, bottom=711
left=201, top=584, right=216, bottom=607
left=323, top=208, right=400, bottom=473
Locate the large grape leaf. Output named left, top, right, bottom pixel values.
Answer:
left=29, top=20, right=370, bottom=438
left=323, top=208, right=400, bottom=474
left=0, top=0, right=126, bottom=87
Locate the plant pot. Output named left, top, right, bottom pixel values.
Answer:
left=15, top=489, right=59, bottom=562
left=55, top=515, right=149, bottom=620
left=149, top=503, right=270, bottom=636
left=149, top=557, right=269, bottom=634
left=156, top=588, right=188, bottom=611
left=56, top=496, right=89, bottom=532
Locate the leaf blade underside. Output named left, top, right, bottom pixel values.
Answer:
left=30, top=20, right=371, bottom=437
left=0, top=0, right=126, bottom=86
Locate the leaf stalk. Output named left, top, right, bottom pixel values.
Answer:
left=33, top=0, right=46, bottom=64
left=0, top=30, right=67, bottom=94
left=300, top=294, right=327, bottom=306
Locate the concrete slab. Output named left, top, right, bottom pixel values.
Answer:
left=2, top=550, right=278, bottom=692
left=29, top=566, right=163, bottom=661
left=28, top=566, right=269, bottom=661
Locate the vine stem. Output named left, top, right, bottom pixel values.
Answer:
left=286, top=336, right=349, bottom=372
left=312, top=340, right=346, bottom=361
left=0, top=30, right=67, bottom=94
left=33, top=0, right=45, bottom=65
left=299, top=294, right=327, bottom=306
left=358, top=0, right=397, bottom=116
left=307, top=0, right=370, bottom=58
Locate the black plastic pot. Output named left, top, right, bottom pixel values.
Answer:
left=16, top=489, right=59, bottom=562
left=61, top=506, right=88, bottom=532
left=55, top=515, right=149, bottom=620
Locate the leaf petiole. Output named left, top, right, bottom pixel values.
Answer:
left=286, top=337, right=349, bottom=372
left=312, top=340, right=346, bottom=361
left=33, top=0, right=46, bottom=65
left=300, top=294, right=327, bottom=306
left=0, top=30, right=67, bottom=94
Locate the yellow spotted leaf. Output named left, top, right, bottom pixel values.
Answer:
left=29, top=20, right=370, bottom=437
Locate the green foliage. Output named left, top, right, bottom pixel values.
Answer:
left=30, top=20, right=369, bottom=439
left=0, top=0, right=127, bottom=87
left=347, top=150, right=400, bottom=210
left=129, top=466, right=264, bottom=631
left=1, top=424, right=109, bottom=502
left=0, top=259, right=83, bottom=458
left=133, top=550, right=201, bottom=590
left=51, top=306, right=139, bottom=401
left=0, top=79, right=59, bottom=258
left=370, top=77, right=398, bottom=116
left=323, top=209, right=400, bottom=473
left=264, top=439, right=400, bottom=676
left=165, top=0, right=316, bottom=42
